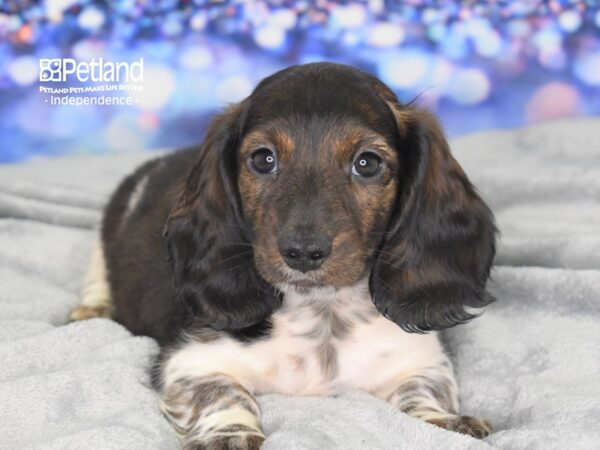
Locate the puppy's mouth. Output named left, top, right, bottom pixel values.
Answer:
left=280, top=267, right=326, bottom=289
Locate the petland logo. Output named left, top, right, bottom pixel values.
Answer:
left=39, top=57, right=144, bottom=107
left=39, top=58, right=144, bottom=83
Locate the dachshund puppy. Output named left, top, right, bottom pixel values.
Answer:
left=70, top=63, right=496, bottom=449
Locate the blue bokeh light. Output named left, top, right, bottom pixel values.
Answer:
left=0, top=1, right=599, bottom=163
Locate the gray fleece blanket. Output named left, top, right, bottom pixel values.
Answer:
left=1, top=118, right=599, bottom=450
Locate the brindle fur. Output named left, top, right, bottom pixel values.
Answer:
left=161, top=374, right=264, bottom=450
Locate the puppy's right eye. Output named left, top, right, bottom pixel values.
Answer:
left=250, top=148, right=277, bottom=174
left=352, top=151, right=382, bottom=178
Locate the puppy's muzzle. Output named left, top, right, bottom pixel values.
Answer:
left=278, top=231, right=332, bottom=273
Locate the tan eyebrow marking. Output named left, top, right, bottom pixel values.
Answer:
left=240, top=127, right=294, bottom=161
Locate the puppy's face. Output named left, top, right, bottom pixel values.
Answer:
left=166, top=63, right=495, bottom=332
left=237, top=84, right=400, bottom=290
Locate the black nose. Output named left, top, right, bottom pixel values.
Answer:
left=278, top=232, right=332, bottom=273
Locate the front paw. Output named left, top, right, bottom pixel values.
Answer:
left=427, top=415, right=492, bottom=439
left=68, top=304, right=112, bottom=321
left=184, top=432, right=265, bottom=450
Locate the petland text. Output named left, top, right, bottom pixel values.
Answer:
left=39, top=58, right=144, bottom=83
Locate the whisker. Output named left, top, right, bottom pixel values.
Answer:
left=374, top=257, right=409, bottom=273
left=210, top=261, right=253, bottom=276
left=217, top=241, right=254, bottom=248
left=370, top=272, right=393, bottom=295
left=217, top=250, right=255, bottom=265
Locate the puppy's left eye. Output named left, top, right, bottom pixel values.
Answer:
left=352, top=152, right=382, bottom=178
left=250, top=148, right=277, bottom=174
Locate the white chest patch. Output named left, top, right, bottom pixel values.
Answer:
left=163, top=280, right=448, bottom=398
left=259, top=282, right=379, bottom=395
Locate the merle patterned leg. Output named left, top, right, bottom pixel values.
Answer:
left=384, top=364, right=492, bottom=439
left=160, top=374, right=264, bottom=450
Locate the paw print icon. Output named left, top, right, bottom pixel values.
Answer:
left=39, top=59, right=62, bottom=82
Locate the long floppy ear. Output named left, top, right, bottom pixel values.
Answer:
left=370, top=103, right=496, bottom=332
left=164, top=104, right=281, bottom=331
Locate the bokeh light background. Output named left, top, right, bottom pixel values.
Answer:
left=1, top=0, right=600, bottom=163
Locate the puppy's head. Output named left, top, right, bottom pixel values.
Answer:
left=166, top=63, right=496, bottom=332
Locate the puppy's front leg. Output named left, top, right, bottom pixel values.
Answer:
left=161, top=373, right=264, bottom=450
left=379, top=362, right=492, bottom=439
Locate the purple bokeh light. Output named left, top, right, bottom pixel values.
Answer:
left=0, top=1, right=599, bottom=163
